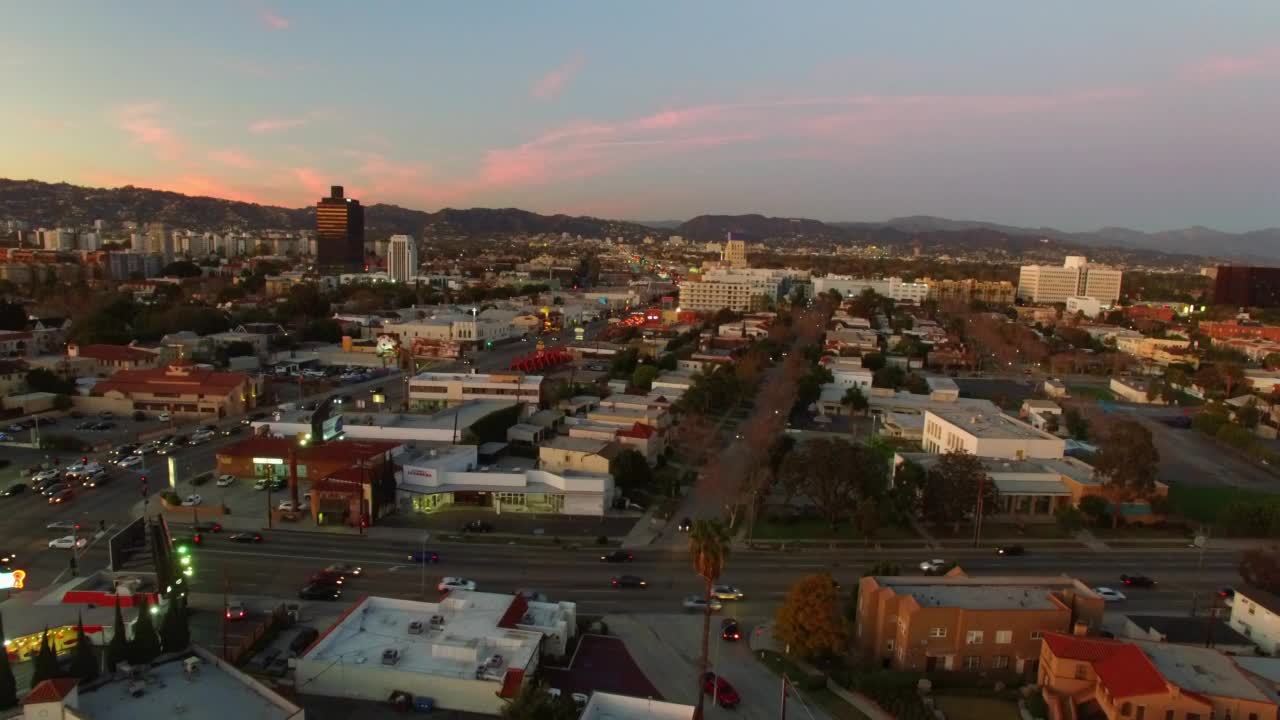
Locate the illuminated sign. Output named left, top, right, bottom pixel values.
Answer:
left=253, top=457, right=285, bottom=465
left=321, top=415, right=343, bottom=442
left=0, top=569, right=26, bottom=590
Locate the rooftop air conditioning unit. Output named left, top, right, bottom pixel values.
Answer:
left=408, top=621, right=424, bottom=635
left=381, top=648, right=400, bottom=666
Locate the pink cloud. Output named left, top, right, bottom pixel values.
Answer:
left=115, top=102, right=185, bottom=161
left=208, top=148, right=256, bottom=169
left=1184, top=48, right=1280, bottom=82
left=260, top=10, right=289, bottom=30
left=290, top=167, right=330, bottom=198
left=531, top=53, right=585, bottom=100
left=249, top=109, right=329, bottom=134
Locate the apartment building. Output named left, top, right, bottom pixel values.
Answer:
left=1228, top=586, right=1280, bottom=655
left=813, top=275, right=930, bottom=303
left=922, top=407, right=1065, bottom=459
left=407, top=371, right=543, bottom=409
left=677, top=278, right=754, bottom=312
left=855, top=572, right=1104, bottom=674
left=1115, top=337, right=1197, bottom=367
left=1039, top=632, right=1280, bottom=720
left=924, top=278, right=1017, bottom=305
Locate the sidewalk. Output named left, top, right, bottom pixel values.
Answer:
left=620, top=505, right=669, bottom=549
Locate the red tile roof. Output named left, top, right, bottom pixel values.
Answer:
left=497, top=595, right=530, bottom=629
left=498, top=668, right=525, bottom=699
left=74, top=344, right=158, bottom=362
left=218, top=436, right=400, bottom=464
left=92, top=363, right=249, bottom=398
left=1042, top=633, right=1168, bottom=698
left=616, top=422, right=657, bottom=439
left=23, top=678, right=78, bottom=705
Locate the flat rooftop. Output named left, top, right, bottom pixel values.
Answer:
left=303, top=594, right=547, bottom=683
left=581, top=692, right=694, bottom=720
left=898, top=453, right=1098, bottom=486
left=868, top=390, right=999, bottom=415
left=1136, top=639, right=1280, bottom=703
left=543, top=436, right=614, bottom=455
left=927, top=407, right=1057, bottom=441
left=874, top=576, right=1094, bottom=610
left=411, top=371, right=544, bottom=384
left=74, top=647, right=302, bottom=720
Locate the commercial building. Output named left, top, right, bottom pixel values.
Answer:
left=295, top=592, right=576, bottom=714
left=388, top=234, right=418, bottom=282
left=924, top=278, right=1017, bottom=305
left=1066, top=296, right=1104, bottom=318
left=1039, top=632, right=1280, bottom=720
left=1017, top=256, right=1122, bottom=304
left=316, top=185, right=364, bottom=272
left=407, top=371, right=543, bottom=409
left=813, top=275, right=930, bottom=304
left=1114, top=337, right=1197, bottom=368
left=679, top=278, right=755, bottom=313
left=581, top=693, right=695, bottom=720
left=855, top=572, right=1104, bottom=673
left=1200, top=319, right=1280, bottom=343
left=922, top=407, right=1065, bottom=459
left=21, top=646, right=305, bottom=720
left=1228, top=586, right=1280, bottom=655
left=1109, top=377, right=1169, bottom=404
left=91, top=361, right=260, bottom=419
left=253, top=402, right=511, bottom=445
left=67, top=342, right=171, bottom=375
left=215, top=436, right=400, bottom=485
left=1212, top=266, right=1280, bottom=307
left=720, top=233, right=747, bottom=268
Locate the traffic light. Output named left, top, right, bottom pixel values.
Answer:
left=81, top=457, right=87, bottom=465
left=140, top=475, right=148, bottom=498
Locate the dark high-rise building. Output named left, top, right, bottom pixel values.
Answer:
left=315, top=185, right=364, bottom=272
left=1211, top=265, right=1280, bottom=307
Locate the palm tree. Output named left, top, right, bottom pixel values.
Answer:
left=688, top=519, right=730, bottom=717
left=841, top=386, right=868, bottom=417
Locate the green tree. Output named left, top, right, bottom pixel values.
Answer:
left=1092, top=419, right=1159, bottom=528
left=861, top=353, right=886, bottom=371
left=889, top=460, right=927, bottom=522
left=1237, top=399, right=1262, bottom=430
left=127, top=594, right=161, bottom=664
left=1064, top=407, right=1090, bottom=440
left=0, top=611, right=18, bottom=710
left=31, top=628, right=60, bottom=686
left=105, top=600, right=128, bottom=671
left=160, top=260, right=203, bottom=278
left=841, top=386, right=868, bottom=416
left=0, top=301, right=26, bottom=332
left=1240, top=546, right=1280, bottom=595
left=688, top=520, right=730, bottom=720
left=608, top=449, right=653, bottom=492
left=25, top=367, right=75, bottom=394
left=1078, top=495, right=1109, bottom=524
left=779, top=438, right=887, bottom=530
left=70, top=615, right=99, bottom=682
left=774, top=574, right=848, bottom=661
left=1055, top=506, right=1086, bottom=532
left=500, top=683, right=577, bottom=720
left=160, top=595, right=190, bottom=654
left=630, top=364, right=660, bottom=392
left=923, top=450, right=998, bottom=534
left=301, top=318, right=343, bottom=343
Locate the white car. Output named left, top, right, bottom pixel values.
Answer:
left=157, top=412, right=172, bottom=422
left=277, top=500, right=309, bottom=512
left=181, top=494, right=203, bottom=507
left=682, top=595, right=723, bottom=612
left=137, top=442, right=161, bottom=454
left=215, top=475, right=236, bottom=487
left=919, top=559, right=949, bottom=574
left=46, top=520, right=78, bottom=531
left=117, top=455, right=143, bottom=468
left=1094, top=587, right=1127, bottom=602
left=711, top=585, right=745, bottom=600
left=437, top=577, right=477, bottom=592
left=48, top=536, right=88, bottom=550
left=33, top=469, right=62, bottom=482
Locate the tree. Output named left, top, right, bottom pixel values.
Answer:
left=1092, top=419, right=1159, bottom=527
left=774, top=574, right=848, bottom=661
left=301, top=318, right=343, bottom=343
left=1055, top=506, right=1087, bottom=532
left=1078, top=495, right=1109, bottom=524
left=160, top=260, right=203, bottom=278
left=1237, top=398, right=1261, bottom=430
left=0, top=612, right=18, bottom=710
left=1064, top=407, right=1090, bottom=441
left=160, top=595, right=190, bottom=654
left=500, top=683, right=577, bottom=720
left=25, top=367, right=75, bottom=395
left=1265, top=353, right=1280, bottom=371
left=70, top=615, right=99, bottom=682
left=922, top=450, right=998, bottom=533
left=31, top=628, right=60, bottom=686
left=127, top=594, right=161, bottom=664
left=608, top=449, right=653, bottom=492
left=1240, top=546, right=1280, bottom=594
left=630, top=364, right=660, bottom=392
left=888, top=460, right=927, bottom=522
left=779, top=438, right=887, bottom=530
left=0, top=301, right=26, bottom=332
left=841, top=386, right=868, bottom=417
left=861, top=353, right=886, bottom=371
left=688, top=520, right=730, bottom=720
left=106, top=600, right=128, bottom=671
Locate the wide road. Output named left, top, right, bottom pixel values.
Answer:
left=171, top=526, right=1243, bottom=617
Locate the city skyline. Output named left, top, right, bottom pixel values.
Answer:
left=2, top=1, right=1278, bottom=232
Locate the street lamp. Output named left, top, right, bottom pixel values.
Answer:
left=420, top=533, right=429, bottom=599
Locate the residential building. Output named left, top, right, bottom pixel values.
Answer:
left=0, top=330, right=34, bottom=358
left=825, top=328, right=881, bottom=354
left=1066, top=296, right=1104, bottom=318
left=0, top=359, right=26, bottom=396
left=1212, top=266, right=1280, bottom=307
left=568, top=421, right=664, bottom=464
left=538, top=436, right=616, bottom=476
left=1039, top=632, right=1280, bottom=720
left=294, top=592, right=576, bottom=715
left=93, top=361, right=259, bottom=419
left=1119, top=614, right=1255, bottom=655
left=813, top=275, right=930, bottom=303
left=146, top=222, right=172, bottom=260
left=1115, top=336, right=1197, bottom=368
left=1020, top=399, right=1063, bottom=431
left=921, top=407, right=1065, bottom=459
left=383, top=316, right=513, bottom=351
left=1017, top=256, right=1122, bottom=304
left=67, top=342, right=171, bottom=375
left=680, top=277, right=760, bottom=313
left=1201, top=319, right=1280, bottom=343
left=580, top=693, right=695, bottom=720
left=855, top=572, right=1105, bottom=673
left=315, top=185, right=364, bottom=272
left=588, top=393, right=672, bottom=431
left=721, top=234, right=747, bottom=268
left=924, top=278, right=1017, bottom=305
left=1044, top=379, right=1069, bottom=399
left=105, top=250, right=165, bottom=279
left=1109, top=377, right=1169, bottom=404
left=1229, top=586, right=1280, bottom=655
left=388, top=234, right=418, bottom=282
left=407, top=371, right=543, bottom=409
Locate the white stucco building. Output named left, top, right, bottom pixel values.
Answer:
left=408, top=371, right=543, bottom=409
left=1229, top=587, right=1280, bottom=655
left=922, top=407, right=1065, bottom=459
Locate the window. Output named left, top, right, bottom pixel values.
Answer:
left=1165, top=711, right=1174, bottom=720
left=966, top=630, right=984, bottom=645
left=992, top=655, right=1009, bottom=670
left=929, top=627, right=947, bottom=638
left=995, top=630, right=1012, bottom=644
left=1249, top=714, right=1259, bottom=720
left=1030, top=630, right=1044, bottom=640
left=964, top=656, right=981, bottom=670
left=1187, top=714, right=1201, bottom=720
left=1121, top=703, right=1132, bottom=717
left=886, top=640, right=894, bottom=652
left=1074, top=663, right=1088, bottom=680
left=1136, top=707, right=1145, bottom=720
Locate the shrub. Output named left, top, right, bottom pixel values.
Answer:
left=159, top=490, right=181, bottom=505
left=191, top=473, right=211, bottom=487
left=1026, top=692, right=1050, bottom=719
left=39, top=435, right=90, bottom=452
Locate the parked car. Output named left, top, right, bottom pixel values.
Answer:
left=408, top=550, right=440, bottom=563
left=997, top=545, right=1025, bottom=556
left=683, top=595, right=723, bottom=612
left=701, top=672, right=741, bottom=708
left=298, top=584, right=342, bottom=601
left=611, top=575, right=647, bottom=589
left=216, top=474, right=236, bottom=487
left=600, top=550, right=635, bottom=563
left=711, top=585, right=744, bottom=600
left=1120, top=574, right=1156, bottom=588
left=720, top=618, right=742, bottom=641
left=289, top=627, right=319, bottom=654
left=228, top=533, right=264, bottom=543
left=48, top=535, right=87, bottom=549
left=225, top=600, right=247, bottom=621
left=1094, top=587, right=1127, bottom=602
left=277, top=500, right=309, bottom=512
left=181, top=494, right=203, bottom=507
left=438, top=577, right=477, bottom=592
left=157, top=412, right=172, bottom=422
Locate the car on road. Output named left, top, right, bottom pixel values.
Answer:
left=219, top=425, right=242, bottom=437
left=90, top=422, right=115, bottom=431
left=919, top=558, right=950, bottom=574
left=677, top=517, right=692, bottom=532
left=157, top=412, right=172, bottom=422
left=611, top=575, right=647, bottom=589
left=298, top=584, right=342, bottom=601
left=701, top=673, right=741, bottom=708
left=84, top=472, right=111, bottom=488
left=461, top=520, right=494, bottom=533
left=0, top=550, right=16, bottom=564
left=32, top=468, right=62, bottom=482
left=308, top=572, right=345, bottom=587
left=408, top=550, right=440, bottom=563
left=228, top=533, right=264, bottom=543
left=325, top=563, right=362, bottom=577
left=277, top=500, right=309, bottom=512
left=49, top=488, right=75, bottom=505
left=2, top=483, right=28, bottom=497
left=997, top=545, right=1025, bottom=556
left=181, top=494, right=203, bottom=507
left=711, top=585, right=744, bottom=600
left=215, top=474, right=236, bottom=487
left=225, top=600, right=247, bottom=621
left=109, top=444, right=138, bottom=457
left=600, top=550, right=635, bottom=563
left=48, top=536, right=87, bottom=549
left=683, top=595, right=723, bottom=612
left=720, top=618, right=741, bottom=641
left=41, top=482, right=72, bottom=497
left=116, top=455, right=143, bottom=468
left=193, top=521, right=223, bottom=533
left=46, top=520, right=78, bottom=531
left=33, top=477, right=63, bottom=494
left=438, top=577, right=477, bottom=592
left=188, top=434, right=212, bottom=446
left=254, top=478, right=286, bottom=491
left=1094, top=587, right=1127, bottom=602
left=1120, top=574, right=1156, bottom=588
left=1220, top=587, right=1236, bottom=606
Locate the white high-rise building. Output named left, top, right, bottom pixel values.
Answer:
left=1017, top=256, right=1122, bottom=304
left=387, top=234, right=419, bottom=282
left=42, top=228, right=76, bottom=251
left=80, top=232, right=101, bottom=251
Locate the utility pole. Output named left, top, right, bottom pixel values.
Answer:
left=222, top=565, right=230, bottom=661
left=973, top=473, right=986, bottom=548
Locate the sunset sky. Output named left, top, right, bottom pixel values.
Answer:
left=2, top=1, right=1278, bottom=231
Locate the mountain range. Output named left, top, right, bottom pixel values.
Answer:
left=2, top=178, right=1276, bottom=262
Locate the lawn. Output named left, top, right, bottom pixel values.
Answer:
left=927, top=522, right=1070, bottom=540
left=752, top=517, right=919, bottom=541
left=1067, top=384, right=1116, bottom=402
left=1090, top=523, right=1193, bottom=539
left=934, top=695, right=1022, bottom=720
left=811, top=688, right=872, bottom=720
left=1167, top=483, right=1266, bottom=525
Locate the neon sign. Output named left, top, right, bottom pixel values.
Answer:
left=0, top=569, right=26, bottom=590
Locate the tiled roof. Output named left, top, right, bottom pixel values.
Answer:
left=1043, top=633, right=1168, bottom=699
left=75, top=344, right=159, bottom=362
left=616, top=422, right=657, bottom=439
left=92, top=363, right=249, bottom=398
left=23, top=677, right=79, bottom=704
left=218, top=436, right=401, bottom=464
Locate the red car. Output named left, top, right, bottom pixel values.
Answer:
left=702, top=672, right=740, bottom=708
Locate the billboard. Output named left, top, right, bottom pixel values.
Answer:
left=321, top=414, right=343, bottom=442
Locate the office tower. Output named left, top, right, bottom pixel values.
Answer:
left=80, top=232, right=101, bottom=251
left=1017, top=256, right=1122, bottom=304
left=315, top=185, right=364, bottom=271
left=1212, top=266, right=1280, bottom=307
left=147, top=222, right=173, bottom=260
left=388, top=234, right=418, bottom=282
left=42, top=228, right=76, bottom=250
left=721, top=232, right=748, bottom=268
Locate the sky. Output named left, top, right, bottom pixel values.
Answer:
left=2, top=2, right=1279, bottom=232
